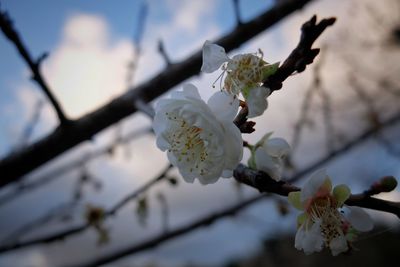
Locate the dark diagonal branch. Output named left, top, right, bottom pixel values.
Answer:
left=0, top=127, right=152, bottom=207
left=0, top=7, right=69, bottom=125
left=65, top=194, right=266, bottom=267
left=0, top=164, right=172, bottom=254
left=263, top=15, right=336, bottom=92
left=0, top=0, right=316, bottom=187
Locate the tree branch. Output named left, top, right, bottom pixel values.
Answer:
left=0, top=127, right=152, bottom=207
left=65, top=194, right=266, bottom=267
left=263, top=15, right=336, bottom=92
left=0, top=164, right=172, bottom=254
left=0, top=0, right=316, bottom=187
left=2, top=110, right=399, bottom=253
left=0, top=7, right=69, bottom=125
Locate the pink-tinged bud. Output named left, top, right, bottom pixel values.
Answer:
left=371, top=176, right=397, bottom=193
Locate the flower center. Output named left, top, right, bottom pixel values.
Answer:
left=308, top=197, right=345, bottom=245
left=165, top=112, right=210, bottom=175
left=224, top=54, right=266, bottom=95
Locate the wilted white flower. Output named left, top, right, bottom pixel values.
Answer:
left=201, top=40, right=279, bottom=118
left=288, top=169, right=373, bottom=256
left=153, top=83, right=243, bottom=184
left=250, top=133, right=290, bottom=181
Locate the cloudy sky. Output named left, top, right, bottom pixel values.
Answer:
left=0, top=0, right=399, bottom=266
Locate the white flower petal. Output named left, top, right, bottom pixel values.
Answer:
left=221, top=169, right=233, bottom=178
left=265, top=138, right=291, bottom=158
left=153, top=84, right=242, bottom=185
left=246, top=86, right=270, bottom=118
left=301, top=169, right=328, bottom=202
left=346, top=206, right=373, bottom=232
left=207, top=91, right=239, bottom=122
left=303, top=220, right=324, bottom=254
left=254, top=148, right=282, bottom=181
left=329, top=236, right=348, bottom=256
left=181, top=83, right=202, bottom=99
left=221, top=121, right=243, bottom=172
left=295, top=221, right=324, bottom=255
left=201, top=40, right=230, bottom=73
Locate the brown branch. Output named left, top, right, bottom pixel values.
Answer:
left=232, top=15, right=335, bottom=132
left=263, top=15, right=336, bottom=92
left=0, top=7, right=69, bottom=125
left=0, top=164, right=172, bottom=254
left=234, top=164, right=400, bottom=219
left=0, top=127, right=152, bottom=207
left=65, top=194, right=266, bottom=267
left=2, top=110, right=400, bottom=254
left=0, top=0, right=316, bottom=187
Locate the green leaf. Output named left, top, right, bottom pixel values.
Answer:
left=333, top=184, right=351, bottom=207
left=288, top=191, right=303, bottom=210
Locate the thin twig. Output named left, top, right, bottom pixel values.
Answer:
left=0, top=7, right=69, bottom=125
left=65, top=194, right=266, bottom=267
left=0, top=164, right=172, bottom=254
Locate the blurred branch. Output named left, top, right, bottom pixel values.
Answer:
left=0, top=200, right=77, bottom=244
left=14, top=98, right=45, bottom=150
left=67, top=194, right=266, bottom=267
left=232, top=0, right=242, bottom=26
left=0, top=0, right=316, bottom=186
left=0, top=127, right=152, bottom=207
left=0, top=164, right=172, bottom=254
left=157, top=39, right=172, bottom=66
left=2, top=109, right=400, bottom=253
left=0, top=6, right=69, bottom=125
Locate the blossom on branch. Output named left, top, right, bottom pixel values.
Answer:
left=201, top=40, right=279, bottom=118
left=288, top=169, right=373, bottom=256
left=153, top=83, right=243, bottom=184
left=248, top=133, right=290, bottom=181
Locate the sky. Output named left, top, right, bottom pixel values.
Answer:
left=0, top=0, right=399, bottom=266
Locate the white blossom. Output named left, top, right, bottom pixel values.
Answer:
left=288, top=169, right=373, bottom=256
left=153, top=83, right=242, bottom=184
left=201, top=41, right=279, bottom=118
left=253, top=133, right=290, bottom=181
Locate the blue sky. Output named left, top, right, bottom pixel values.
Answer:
left=0, top=0, right=399, bottom=266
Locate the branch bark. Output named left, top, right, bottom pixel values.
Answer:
left=0, top=0, right=315, bottom=187
left=1, top=110, right=399, bottom=254
left=0, top=7, right=69, bottom=125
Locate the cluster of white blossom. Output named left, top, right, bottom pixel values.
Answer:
left=288, top=169, right=373, bottom=255
left=151, top=40, right=373, bottom=256
left=153, top=41, right=287, bottom=183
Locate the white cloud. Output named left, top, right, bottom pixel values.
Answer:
left=42, top=13, right=134, bottom=119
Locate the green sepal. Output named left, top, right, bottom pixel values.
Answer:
left=262, top=62, right=280, bottom=80
left=288, top=191, right=303, bottom=210
left=255, top=132, right=273, bottom=149
left=247, top=143, right=257, bottom=170
left=296, top=212, right=307, bottom=228
left=333, top=184, right=351, bottom=207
